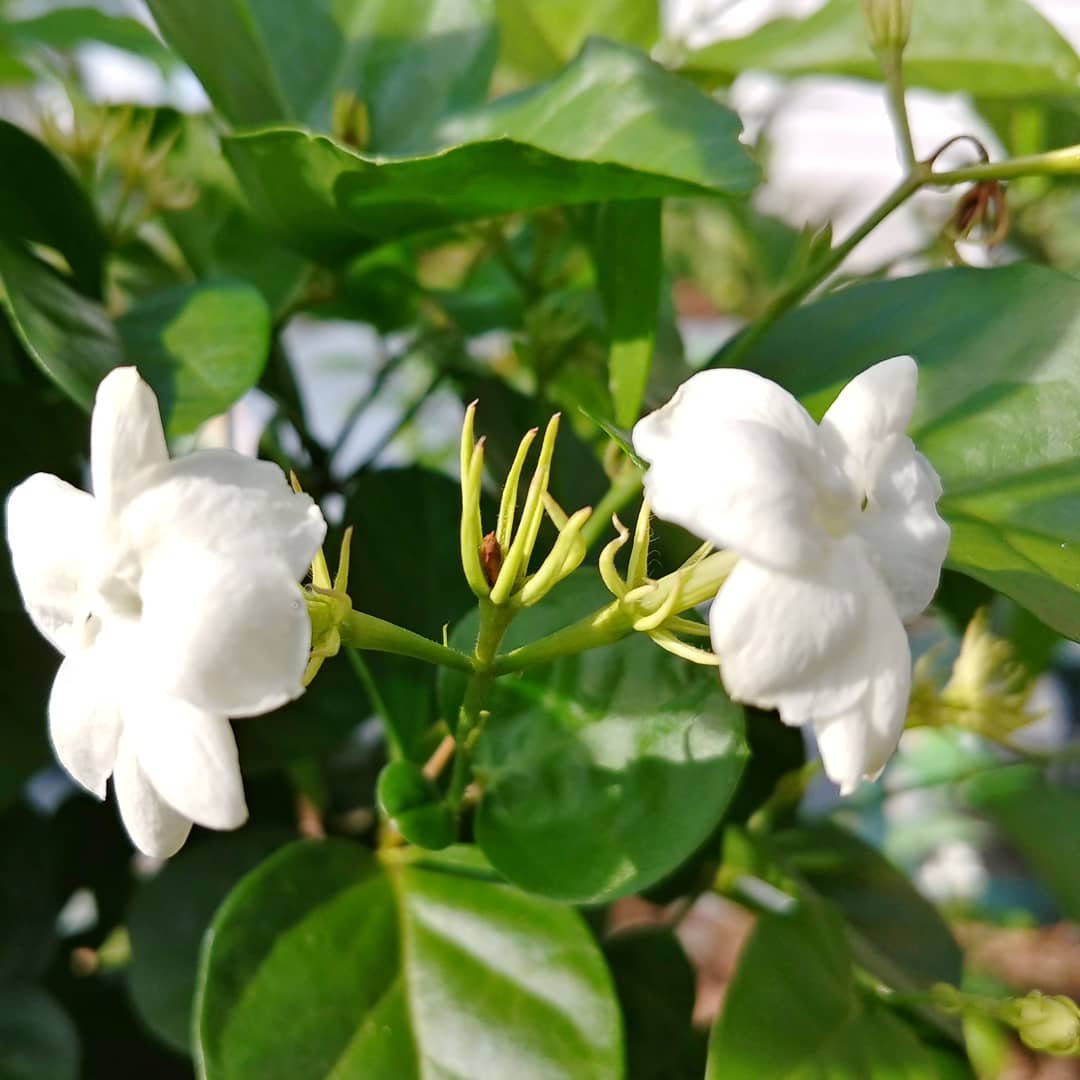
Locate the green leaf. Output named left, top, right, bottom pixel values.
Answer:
left=0, top=985, right=79, bottom=1080
left=127, top=828, right=290, bottom=1054
left=682, top=0, right=1080, bottom=98
left=376, top=760, right=454, bottom=850
left=767, top=823, right=962, bottom=990
left=146, top=0, right=495, bottom=143
left=442, top=574, right=747, bottom=903
left=223, top=39, right=759, bottom=262
left=495, top=0, right=659, bottom=81
left=606, top=928, right=705, bottom=1080
left=8, top=8, right=174, bottom=66
left=966, top=764, right=1080, bottom=920
left=0, top=240, right=117, bottom=409
left=0, top=120, right=105, bottom=296
left=196, top=839, right=624, bottom=1078
left=726, top=263, right=1080, bottom=641
left=595, top=199, right=662, bottom=428
left=115, top=280, right=271, bottom=435
left=708, top=901, right=966, bottom=1079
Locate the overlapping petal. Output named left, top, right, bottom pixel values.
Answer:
left=709, top=537, right=911, bottom=793
left=121, top=450, right=325, bottom=579
left=139, top=542, right=311, bottom=718
left=5, top=473, right=97, bottom=654
left=90, top=367, right=169, bottom=513
left=633, top=369, right=837, bottom=571
left=112, top=733, right=192, bottom=858
left=130, top=697, right=247, bottom=830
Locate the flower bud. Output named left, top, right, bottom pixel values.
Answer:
left=861, top=0, right=913, bottom=52
left=1001, top=991, right=1080, bottom=1056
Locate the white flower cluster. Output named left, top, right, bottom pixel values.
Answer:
left=6, top=369, right=325, bottom=856
left=634, top=356, right=950, bottom=793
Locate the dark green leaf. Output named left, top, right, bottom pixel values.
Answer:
left=127, top=828, right=290, bottom=1054
left=708, top=901, right=966, bottom=1079
left=0, top=120, right=105, bottom=296
left=196, top=839, right=624, bottom=1078
left=724, top=264, right=1080, bottom=640
left=146, top=0, right=495, bottom=142
left=443, top=574, right=747, bottom=903
left=223, top=39, right=759, bottom=262
left=606, top=928, right=705, bottom=1080
left=767, top=823, right=962, bottom=989
left=0, top=985, right=79, bottom=1080
left=595, top=199, right=662, bottom=428
left=966, top=764, right=1080, bottom=920
left=682, top=0, right=1080, bottom=98
left=116, top=280, right=271, bottom=435
left=376, top=760, right=454, bottom=849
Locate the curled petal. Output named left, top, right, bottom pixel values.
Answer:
left=857, top=435, right=950, bottom=619
left=90, top=367, right=169, bottom=513
left=130, top=698, right=247, bottom=830
left=112, top=733, right=191, bottom=858
left=139, top=544, right=312, bottom=717
left=122, top=450, right=326, bottom=579
left=48, top=645, right=122, bottom=799
left=819, top=355, right=917, bottom=493
left=633, top=370, right=836, bottom=572
left=5, top=474, right=97, bottom=654
left=709, top=538, right=911, bottom=792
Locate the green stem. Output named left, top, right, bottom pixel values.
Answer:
left=878, top=47, right=916, bottom=171
left=339, top=610, right=474, bottom=673
left=931, top=143, right=1080, bottom=184
left=446, top=601, right=516, bottom=812
left=344, top=647, right=403, bottom=759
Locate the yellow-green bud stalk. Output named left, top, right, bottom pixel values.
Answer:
left=861, top=0, right=912, bottom=51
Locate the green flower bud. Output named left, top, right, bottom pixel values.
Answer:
left=1001, top=991, right=1080, bottom=1056
left=861, top=0, right=913, bottom=51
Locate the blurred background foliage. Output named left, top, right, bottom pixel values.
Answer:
left=0, top=0, right=1078, bottom=1077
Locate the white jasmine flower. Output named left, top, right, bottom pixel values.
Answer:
left=633, top=356, right=949, bottom=794
left=5, top=368, right=326, bottom=857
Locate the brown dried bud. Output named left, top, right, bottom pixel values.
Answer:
left=480, top=531, right=503, bottom=587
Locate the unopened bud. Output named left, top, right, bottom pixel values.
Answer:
left=861, top=0, right=913, bottom=51
left=1001, top=991, right=1080, bottom=1056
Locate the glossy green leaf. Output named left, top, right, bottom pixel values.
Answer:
left=966, top=764, right=1080, bottom=919
left=0, top=985, right=79, bottom=1080
left=726, top=263, right=1080, bottom=640
left=495, top=0, right=659, bottom=80
left=0, top=120, right=105, bottom=296
left=595, top=199, right=662, bottom=428
left=682, top=0, right=1080, bottom=97
left=376, top=760, right=454, bottom=849
left=146, top=0, right=495, bottom=142
left=606, top=928, right=705, bottom=1080
left=116, top=280, right=271, bottom=435
left=127, top=828, right=290, bottom=1054
left=767, top=823, right=962, bottom=989
left=7, top=8, right=173, bottom=66
left=0, top=240, right=117, bottom=409
left=708, top=901, right=966, bottom=1079
left=196, top=839, right=624, bottom=1078
left=443, top=574, right=747, bottom=903
left=223, top=39, right=759, bottom=262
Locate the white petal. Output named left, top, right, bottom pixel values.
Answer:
left=130, top=697, right=247, bottom=830
left=856, top=435, right=951, bottom=619
left=139, top=543, right=311, bottom=717
left=48, top=647, right=122, bottom=799
left=121, top=450, right=326, bottom=579
left=90, top=368, right=169, bottom=513
left=819, top=355, right=917, bottom=490
left=633, top=369, right=836, bottom=571
left=5, top=474, right=97, bottom=654
left=709, top=538, right=911, bottom=791
left=112, top=732, right=191, bottom=857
